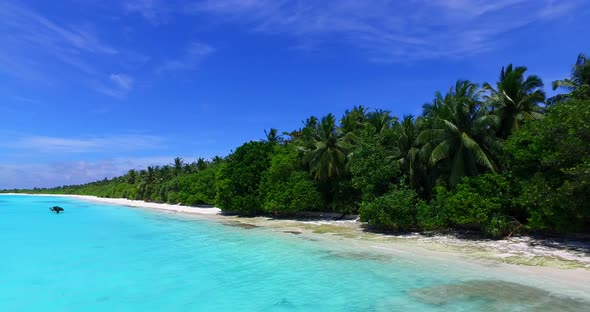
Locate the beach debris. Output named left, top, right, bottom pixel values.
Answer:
left=49, top=206, right=64, bottom=214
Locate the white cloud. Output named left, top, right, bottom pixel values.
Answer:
left=0, top=156, right=178, bottom=189
left=90, top=73, right=135, bottom=98
left=13, top=134, right=163, bottom=153
left=0, top=1, right=117, bottom=58
left=0, top=131, right=228, bottom=189
left=0, top=1, right=147, bottom=98
left=110, top=73, right=134, bottom=90
left=124, top=0, right=169, bottom=25
left=156, top=42, right=215, bottom=73
left=188, top=0, right=584, bottom=61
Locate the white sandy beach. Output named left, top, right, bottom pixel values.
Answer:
left=6, top=193, right=222, bottom=215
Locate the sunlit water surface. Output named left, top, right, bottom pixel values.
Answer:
left=1, top=195, right=587, bottom=311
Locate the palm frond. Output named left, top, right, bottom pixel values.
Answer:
left=552, top=79, right=576, bottom=91
left=461, top=133, right=495, bottom=172
left=416, top=129, right=445, bottom=145
left=430, top=141, right=451, bottom=166
left=442, top=119, right=460, bottom=134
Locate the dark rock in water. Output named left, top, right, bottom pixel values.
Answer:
left=49, top=206, right=64, bottom=214
left=222, top=221, right=258, bottom=229
left=283, top=230, right=302, bottom=235
left=274, top=298, right=294, bottom=307
left=409, top=280, right=589, bottom=311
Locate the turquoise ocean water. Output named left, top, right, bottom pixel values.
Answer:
left=1, top=195, right=588, bottom=311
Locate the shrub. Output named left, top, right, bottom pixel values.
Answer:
left=215, top=141, right=274, bottom=214
left=349, top=132, right=400, bottom=201
left=331, top=179, right=360, bottom=214
left=416, top=186, right=450, bottom=230
left=359, top=187, right=422, bottom=231
left=174, top=168, right=219, bottom=206
left=506, top=99, right=590, bottom=233
left=485, top=214, right=519, bottom=238
left=260, top=145, right=325, bottom=214
left=420, top=174, right=518, bottom=238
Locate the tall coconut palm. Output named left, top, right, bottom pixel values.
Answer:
left=264, top=128, right=282, bottom=143
left=126, top=169, right=137, bottom=184
left=287, top=117, right=317, bottom=143
left=172, top=157, right=184, bottom=175
left=550, top=53, right=590, bottom=103
left=304, top=116, right=318, bottom=128
left=395, top=115, right=424, bottom=188
left=183, top=163, right=193, bottom=174
left=418, top=80, right=499, bottom=186
left=137, top=166, right=156, bottom=200
left=483, top=64, right=545, bottom=139
left=196, top=157, right=208, bottom=171
left=366, top=109, right=396, bottom=134
left=340, top=105, right=369, bottom=135
left=158, top=165, right=172, bottom=182
left=211, top=156, right=224, bottom=165
left=145, top=166, right=155, bottom=184
left=298, top=114, right=353, bottom=182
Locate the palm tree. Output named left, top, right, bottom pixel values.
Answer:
left=298, top=114, right=353, bottom=182
left=418, top=80, right=499, bottom=186
left=196, top=157, right=208, bottom=171
left=183, top=163, right=193, bottom=174
left=158, top=165, right=172, bottom=182
left=483, top=64, right=545, bottom=139
left=340, top=105, right=369, bottom=135
left=172, top=157, right=184, bottom=175
left=264, top=128, right=282, bottom=143
left=145, top=166, right=155, bottom=184
left=550, top=53, right=590, bottom=103
left=395, top=115, right=423, bottom=188
left=126, top=169, right=137, bottom=184
left=366, top=109, right=396, bottom=134
left=137, top=167, right=156, bottom=200
left=211, top=156, right=224, bottom=165
left=304, top=116, right=318, bottom=128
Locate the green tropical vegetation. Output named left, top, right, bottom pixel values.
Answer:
left=5, top=54, right=590, bottom=238
left=550, top=53, right=590, bottom=103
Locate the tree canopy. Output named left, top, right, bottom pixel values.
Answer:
left=9, top=53, right=589, bottom=238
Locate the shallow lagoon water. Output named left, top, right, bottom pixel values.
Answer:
left=1, top=195, right=588, bottom=311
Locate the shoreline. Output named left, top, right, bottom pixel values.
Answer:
left=3, top=193, right=589, bottom=270
left=3, top=193, right=590, bottom=300
left=4, top=193, right=222, bottom=215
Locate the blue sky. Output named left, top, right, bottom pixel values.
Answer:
left=1, top=0, right=589, bottom=189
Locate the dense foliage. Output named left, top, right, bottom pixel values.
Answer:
left=359, top=187, right=422, bottom=232
left=505, top=99, right=590, bottom=233
left=260, top=144, right=325, bottom=215
left=215, top=141, right=275, bottom=215
left=6, top=54, right=590, bottom=238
